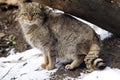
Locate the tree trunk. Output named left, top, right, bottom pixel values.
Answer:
left=0, top=0, right=120, bottom=35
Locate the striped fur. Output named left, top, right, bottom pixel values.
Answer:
left=84, top=36, right=106, bottom=71
left=18, top=2, right=106, bottom=70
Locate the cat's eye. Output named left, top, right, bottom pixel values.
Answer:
left=32, top=13, right=40, bottom=16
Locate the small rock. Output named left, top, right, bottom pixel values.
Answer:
left=0, top=33, right=5, bottom=38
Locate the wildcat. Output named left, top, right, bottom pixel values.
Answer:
left=17, top=2, right=106, bottom=71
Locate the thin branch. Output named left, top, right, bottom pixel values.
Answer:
left=0, top=67, right=13, bottom=80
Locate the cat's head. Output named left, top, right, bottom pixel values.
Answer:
left=18, top=2, right=45, bottom=26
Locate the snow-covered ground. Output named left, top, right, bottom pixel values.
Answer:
left=0, top=48, right=120, bottom=80
left=0, top=49, right=58, bottom=80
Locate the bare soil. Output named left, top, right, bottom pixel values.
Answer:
left=0, top=11, right=31, bottom=57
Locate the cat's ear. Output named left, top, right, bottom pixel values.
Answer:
left=32, top=2, right=42, bottom=8
left=43, top=6, right=53, bottom=14
left=17, top=3, right=24, bottom=9
left=38, top=3, right=42, bottom=9
left=39, top=4, right=42, bottom=9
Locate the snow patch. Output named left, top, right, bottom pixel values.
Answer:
left=0, top=48, right=58, bottom=80
left=64, top=67, right=120, bottom=80
left=81, top=67, right=120, bottom=80
left=0, top=49, right=120, bottom=80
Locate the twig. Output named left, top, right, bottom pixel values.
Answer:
left=0, top=44, right=8, bottom=47
left=0, top=67, right=13, bottom=80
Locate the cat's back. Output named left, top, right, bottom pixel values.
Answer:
left=49, top=13, right=94, bottom=40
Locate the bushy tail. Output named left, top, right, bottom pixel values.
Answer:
left=84, top=34, right=106, bottom=71
left=92, top=57, right=106, bottom=70
left=85, top=44, right=106, bottom=70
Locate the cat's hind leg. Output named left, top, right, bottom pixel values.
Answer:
left=65, top=55, right=85, bottom=70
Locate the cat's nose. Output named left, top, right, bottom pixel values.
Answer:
left=28, top=17, right=33, bottom=21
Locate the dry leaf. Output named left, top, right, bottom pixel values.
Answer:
left=0, top=33, right=5, bottom=38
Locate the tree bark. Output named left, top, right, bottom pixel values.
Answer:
left=0, top=0, right=120, bottom=35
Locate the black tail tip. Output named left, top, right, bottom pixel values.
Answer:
left=98, top=64, right=106, bottom=70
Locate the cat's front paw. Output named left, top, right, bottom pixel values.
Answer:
left=46, top=65, right=54, bottom=70
left=41, top=63, right=48, bottom=69
left=65, top=64, right=74, bottom=70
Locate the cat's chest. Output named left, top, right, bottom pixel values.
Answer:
left=24, top=33, right=37, bottom=47
left=24, top=27, right=51, bottom=47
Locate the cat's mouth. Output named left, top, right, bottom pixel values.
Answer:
left=24, top=22, right=32, bottom=25
left=25, top=21, right=37, bottom=26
